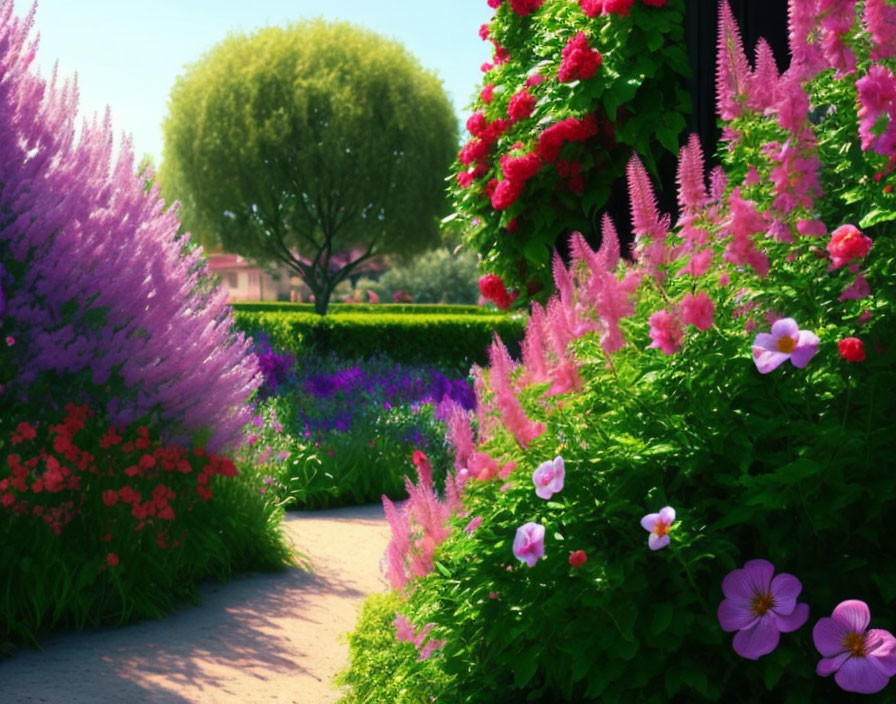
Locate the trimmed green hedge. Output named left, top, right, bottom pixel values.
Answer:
left=233, top=310, right=527, bottom=369
left=231, top=302, right=504, bottom=316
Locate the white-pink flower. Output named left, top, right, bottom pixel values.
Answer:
left=532, top=456, right=565, bottom=499
left=513, top=522, right=545, bottom=567
left=640, top=506, right=675, bottom=550
left=752, top=318, right=819, bottom=374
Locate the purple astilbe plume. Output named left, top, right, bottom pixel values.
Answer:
left=716, top=0, right=752, bottom=121
left=788, top=0, right=827, bottom=80
left=864, top=0, right=896, bottom=60
left=627, top=156, right=673, bottom=282
left=488, top=336, right=545, bottom=448
left=254, top=335, right=294, bottom=398
left=0, top=3, right=259, bottom=450
left=747, top=39, right=781, bottom=112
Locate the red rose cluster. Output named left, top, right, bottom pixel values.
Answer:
left=557, top=32, right=603, bottom=83
left=479, top=274, right=517, bottom=309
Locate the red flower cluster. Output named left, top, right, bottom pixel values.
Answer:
left=508, top=0, right=544, bottom=16
left=558, top=33, right=602, bottom=83
left=827, top=224, right=873, bottom=269
left=479, top=274, right=517, bottom=309
left=480, top=83, right=495, bottom=104
left=536, top=114, right=598, bottom=163
left=507, top=89, right=536, bottom=123
left=602, top=0, right=636, bottom=15
left=1, top=404, right=241, bottom=561
left=569, top=550, right=588, bottom=567
left=490, top=151, right=543, bottom=210
left=838, top=337, right=866, bottom=362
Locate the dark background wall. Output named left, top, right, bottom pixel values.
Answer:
left=590, top=0, right=791, bottom=255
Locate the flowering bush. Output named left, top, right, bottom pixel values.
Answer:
left=0, top=403, right=290, bottom=650
left=340, top=2, right=896, bottom=701
left=240, top=353, right=474, bottom=508
left=450, top=0, right=690, bottom=301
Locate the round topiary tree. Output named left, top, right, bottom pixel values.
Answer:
left=160, top=20, right=459, bottom=315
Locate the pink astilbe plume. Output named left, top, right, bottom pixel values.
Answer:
left=722, top=188, right=770, bottom=277
left=748, top=39, right=781, bottom=112
left=382, top=496, right=412, bottom=590
left=627, top=156, right=673, bottom=281
left=856, top=65, right=896, bottom=157
left=818, top=0, right=857, bottom=76
left=677, top=134, right=709, bottom=218
left=768, top=137, right=823, bottom=213
left=520, top=302, right=551, bottom=385
left=788, top=0, right=826, bottom=79
left=864, top=0, right=896, bottom=60
left=716, top=0, right=751, bottom=121
left=488, top=337, right=545, bottom=448
left=445, top=401, right=475, bottom=471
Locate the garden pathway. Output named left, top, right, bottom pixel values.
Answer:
left=2, top=503, right=391, bottom=704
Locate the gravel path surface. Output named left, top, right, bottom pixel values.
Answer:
left=2, top=504, right=391, bottom=704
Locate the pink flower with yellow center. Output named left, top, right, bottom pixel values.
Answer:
left=640, top=506, right=675, bottom=550
left=813, top=600, right=896, bottom=694
left=752, top=317, right=819, bottom=373
left=717, top=559, right=809, bottom=659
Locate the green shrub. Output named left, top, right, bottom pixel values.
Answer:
left=339, top=5, right=896, bottom=702
left=231, top=302, right=502, bottom=315
left=0, top=405, right=292, bottom=653
left=232, top=310, right=527, bottom=370
left=355, top=248, right=480, bottom=305
left=336, top=592, right=454, bottom=704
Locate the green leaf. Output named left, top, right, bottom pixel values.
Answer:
left=859, top=208, right=896, bottom=228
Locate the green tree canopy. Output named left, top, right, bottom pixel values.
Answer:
left=160, top=20, right=459, bottom=314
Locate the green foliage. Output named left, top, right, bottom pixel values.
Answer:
left=160, top=19, right=459, bottom=314
left=339, top=12, right=896, bottom=703
left=0, top=407, right=292, bottom=654
left=452, top=0, right=690, bottom=299
left=230, top=302, right=501, bottom=316
left=233, top=310, right=527, bottom=370
left=355, top=248, right=481, bottom=305
left=336, top=592, right=455, bottom=703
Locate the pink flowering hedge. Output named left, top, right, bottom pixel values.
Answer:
left=450, top=0, right=690, bottom=303
left=340, top=2, right=896, bottom=702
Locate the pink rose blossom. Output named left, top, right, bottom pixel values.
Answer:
left=828, top=224, right=873, bottom=269
left=513, top=522, right=545, bottom=567
left=751, top=317, right=819, bottom=373
left=718, top=559, right=809, bottom=660
left=813, top=600, right=896, bottom=694
left=532, top=456, right=565, bottom=499
left=640, top=506, right=675, bottom=550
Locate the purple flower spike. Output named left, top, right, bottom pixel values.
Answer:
left=813, top=600, right=896, bottom=694
left=513, top=522, right=545, bottom=567
left=532, top=456, right=565, bottom=499
left=717, top=559, right=809, bottom=660
left=640, top=506, right=675, bottom=550
left=752, top=317, right=819, bottom=373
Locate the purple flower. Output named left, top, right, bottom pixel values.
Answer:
left=813, top=600, right=896, bottom=694
left=717, top=559, right=809, bottom=660
left=640, top=506, right=676, bottom=550
left=751, top=318, right=819, bottom=373
left=512, top=522, right=545, bottom=567
left=0, top=282, right=5, bottom=318
left=532, top=456, right=565, bottom=499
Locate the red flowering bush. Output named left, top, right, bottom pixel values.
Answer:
left=451, top=0, right=689, bottom=302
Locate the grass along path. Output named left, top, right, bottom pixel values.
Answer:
left=2, top=504, right=391, bottom=704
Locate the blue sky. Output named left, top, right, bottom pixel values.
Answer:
left=30, top=0, right=492, bottom=164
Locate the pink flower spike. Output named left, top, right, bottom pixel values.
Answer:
left=813, top=600, right=896, bottom=694
left=718, top=559, right=809, bottom=660
left=532, top=456, right=565, bottom=500
left=640, top=506, right=675, bottom=550
left=513, top=522, right=545, bottom=567
left=464, top=516, right=483, bottom=534
left=681, top=291, right=716, bottom=331
left=752, top=318, right=819, bottom=373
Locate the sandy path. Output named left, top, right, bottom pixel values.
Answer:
left=2, top=503, right=391, bottom=704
